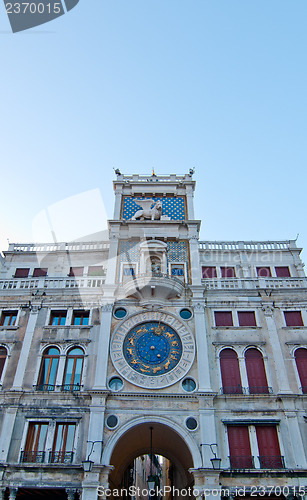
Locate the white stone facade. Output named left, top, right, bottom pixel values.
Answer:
left=0, top=172, right=306, bottom=500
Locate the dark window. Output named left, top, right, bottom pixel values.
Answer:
left=214, top=311, right=233, bottom=327
left=106, top=415, right=118, bottom=428
left=228, top=426, right=253, bottom=469
left=180, top=309, right=192, bottom=320
left=88, top=265, right=104, bottom=276
left=202, top=266, right=217, bottom=278
left=220, top=349, right=242, bottom=394
left=238, top=311, right=257, bottom=327
left=256, top=267, right=272, bottom=277
left=72, top=310, right=89, bottom=326
left=123, top=267, right=135, bottom=276
left=114, top=308, right=127, bottom=319
left=49, top=311, right=67, bottom=326
left=275, top=266, right=291, bottom=277
left=245, top=349, right=268, bottom=394
left=68, top=267, right=84, bottom=277
left=37, top=347, right=60, bottom=391
left=186, top=417, right=198, bottom=430
left=284, top=311, right=304, bottom=327
left=33, top=268, right=48, bottom=277
left=256, top=426, right=283, bottom=468
left=14, top=268, right=30, bottom=278
left=62, top=348, right=84, bottom=391
left=182, top=378, right=196, bottom=392
left=50, top=423, right=75, bottom=463
left=295, top=348, right=307, bottom=393
left=108, top=377, right=124, bottom=391
left=221, top=267, right=236, bottom=278
left=0, top=347, right=7, bottom=379
left=0, top=311, right=18, bottom=327
left=22, top=422, right=48, bottom=463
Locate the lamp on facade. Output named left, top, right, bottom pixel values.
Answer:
left=200, top=443, right=221, bottom=470
left=82, top=440, right=103, bottom=472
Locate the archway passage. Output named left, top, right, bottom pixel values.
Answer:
left=109, top=422, right=194, bottom=495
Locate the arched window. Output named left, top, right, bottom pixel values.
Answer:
left=0, top=347, right=7, bottom=380
left=220, top=349, right=242, bottom=394
left=37, top=347, right=60, bottom=391
left=295, top=348, right=307, bottom=394
left=245, top=348, right=269, bottom=394
left=62, top=347, right=84, bottom=391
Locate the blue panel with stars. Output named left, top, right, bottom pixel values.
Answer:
left=122, top=196, right=186, bottom=221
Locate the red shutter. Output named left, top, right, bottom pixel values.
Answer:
left=33, top=268, right=48, bottom=277
left=256, top=426, right=282, bottom=468
left=14, top=268, right=30, bottom=278
left=245, top=349, right=268, bottom=394
left=69, top=267, right=84, bottom=277
left=284, top=311, right=304, bottom=327
left=220, top=349, right=242, bottom=393
left=215, top=312, right=233, bottom=327
left=275, top=266, right=291, bottom=277
left=88, top=265, right=104, bottom=276
left=228, top=426, right=253, bottom=468
left=221, top=267, right=236, bottom=278
left=202, top=266, right=217, bottom=278
left=238, top=311, right=256, bottom=327
left=295, top=348, right=307, bottom=393
left=256, top=267, right=272, bottom=277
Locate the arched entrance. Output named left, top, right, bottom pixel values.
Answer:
left=103, top=417, right=202, bottom=498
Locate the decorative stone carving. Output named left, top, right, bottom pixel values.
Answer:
left=131, top=200, right=162, bottom=220
left=261, top=303, right=275, bottom=316
left=102, top=304, right=113, bottom=313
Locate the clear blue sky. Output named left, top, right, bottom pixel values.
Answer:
left=0, top=0, right=306, bottom=263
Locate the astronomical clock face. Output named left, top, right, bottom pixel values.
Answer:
left=110, top=311, right=195, bottom=389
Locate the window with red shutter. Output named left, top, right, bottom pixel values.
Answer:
left=284, top=311, right=304, bottom=327
left=245, top=349, right=268, bottom=394
left=221, top=267, right=236, bottom=278
left=256, top=267, right=272, bottom=277
left=220, top=349, right=242, bottom=394
left=228, top=426, right=253, bottom=469
left=238, top=311, right=257, bottom=327
left=275, top=266, right=291, bottom=277
left=68, top=267, right=84, bottom=277
left=215, top=311, right=233, bottom=327
left=202, top=266, right=217, bottom=279
left=14, top=268, right=30, bottom=278
left=0, top=347, right=7, bottom=379
left=256, top=426, right=283, bottom=468
left=88, top=265, right=104, bottom=276
left=33, top=268, right=48, bottom=277
left=295, top=348, right=307, bottom=394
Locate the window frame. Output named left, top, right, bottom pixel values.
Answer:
left=49, top=310, right=67, bottom=326
left=238, top=311, right=257, bottom=327
left=0, top=310, right=19, bottom=327
left=62, top=347, right=84, bottom=391
left=14, top=268, right=30, bottom=278
left=284, top=310, right=304, bottom=327
left=37, top=346, right=60, bottom=391
left=51, top=422, right=76, bottom=463
left=0, top=346, right=8, bottom=383
left=214, top=311, right=234, bottom=327
left=72, top=310, right=90, bottom=326
left=256, top=267, right=272, bottom=278
left=220, top=266, right=236, bottom=278
left=202, top=266, right=217, bottom=279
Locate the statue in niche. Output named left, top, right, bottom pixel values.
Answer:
left=150, top=257, right=161, bottom=275
left=131, top=200, right=162, bottom=221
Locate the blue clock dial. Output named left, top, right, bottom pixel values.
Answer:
left=123, top=321, right=182, bottom=376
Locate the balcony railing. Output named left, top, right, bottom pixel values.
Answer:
left=49, top=451, right=74, bottom=464
left=220, top=386, right=273, bottom=395
left=229, top=455, right=255, bottom=469
left=202, top=277, right=307, bottom=290
left=20, top=450, right=45, bottom=463
left=199, top=240, right=295, bottom=251
left=258, top=455, right=285, bottom=469
left=0, top=276, right=105, bottom=291
left=34, top=384, right=83, bottom=392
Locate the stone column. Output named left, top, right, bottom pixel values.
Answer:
left=92, top=305, right=113, bottom=390
left=55, top=354, right=66, bottom=388
left=186, top=185, right=195, bottom=220
left=86, top=396, right=106, bottom=463
left=284, top=412, right=307, bottom=468
left=105, top=234, right=119, bottom=286
left=12, top=305, right=40, bottom=390
left=193, top=304, right=213, bottom=392
left=0, top=408, right=18, bottom=461
left=0, top=488, right=6, bottom=500
left=238, top=355, right=248, bottom=391
left=262, top=303, right=291, bottom=394
left=199, top=407, right=218, bottom=467
left=189, top=236, right=202, bottom=286
left=82, top=471, right=100, bottom=500
left=8, top=488, right=18, bottom=500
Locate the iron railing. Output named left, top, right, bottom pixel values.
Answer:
left=258, top=455, right=285, bottom=469
left=20, top=450, right=45, bottom=463
left=247, top=386, right=273, bottom=395
left=35, top=384, right=55, bottom=392
left=220, top=386, right=273, bottom=395
left=220, top=385, right=243, bottom=395
left=61, top=383, right=81, bottom=392
left=229, top=455, right=255, bottom=469
left=49, top=451, right=74, bottom=464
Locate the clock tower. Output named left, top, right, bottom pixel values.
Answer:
left=94, top=171, right=217, bottom=500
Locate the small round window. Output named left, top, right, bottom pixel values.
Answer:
left=186, top=417, right=198, bottom=431
left=106, top=415, right=118, bottom=429
left=182, top=378, right=196, bottom=392
left=114, top=308, right=127, bottom=319
left=180, top=309, right=192, bottom=320
left=108, top=377, right=124, bottom=391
